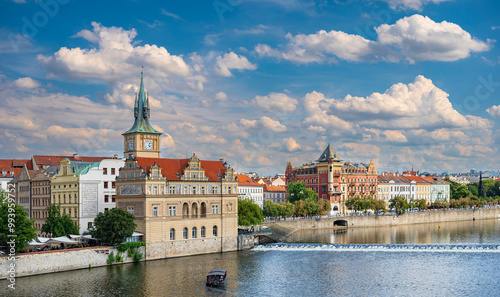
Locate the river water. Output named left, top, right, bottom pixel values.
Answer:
left=3, top=219, right=500, bottom=296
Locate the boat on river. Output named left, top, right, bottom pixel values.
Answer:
left=206, top=269, right=227, bottom=287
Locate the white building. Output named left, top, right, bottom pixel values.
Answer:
left=263, top=184, right=287, bottom=204
left=236, top=174, right=264, bottom=208
left=79, top=158, right=125, bottom=233
left=378, top=176, right=416, bottom=203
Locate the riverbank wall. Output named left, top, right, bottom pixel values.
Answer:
left=0, top=234, right=254, bottom=280
left=267, top=208, right=500, bottom=233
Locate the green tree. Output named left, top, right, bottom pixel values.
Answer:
left=281, top=202, right=295, bottom=217
left=91, top=208, right=137, bottom=245
left=263, top=200, right=279, bottom=218
left=372, top=199, right=387, bottom=212
left=415, top=199, right=427, bottom=210
left=445, top=178, right=471, bottom=199
left=389, top=196, right=410, bottom=215
left=287, top=181, right=318, bottom=203
left=294, top=199, right=307, bottom=216
left=41, top=204, right=79, bottom=237
left=317, top=199, right=331, bottom=215
left=238, top=198, right=264, bottom=226
left=304, top=197, right=320, bottom=216
left=0, top=190, right=37, bottom=253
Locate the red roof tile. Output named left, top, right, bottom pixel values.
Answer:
left=33, top=155, right=111, bottom=167
left=136, top=157, right=226, bottom=182
left=263, top=184, right=286, bottom=192
left=0, top=159, right=33, bottom=177
left=236, top=174, right=263, bottom=186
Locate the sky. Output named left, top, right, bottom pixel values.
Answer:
left=0, top=0, right=499, bottom=175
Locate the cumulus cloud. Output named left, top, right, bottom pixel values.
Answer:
left=14, top=77, right=40, bottom=89
left=486, top=105, right=500, bottom=118
left=382, top=0, right=452, bottom=11
left=215, top=91, right=228, bottom=101
left=255, top=14, right=490, bottom=64
left=214, top=52, right=257, bottom=77
left=240, top=119, right=258, bottom=128
left=196, top=134, right=227, bottom=144
left=251, top=92, right=298, bottom=112
left=282, top=137, right=301, bottom=152
left=383, top=130, right=408, bottom=143
left=260, top=116, right=287, bottom=132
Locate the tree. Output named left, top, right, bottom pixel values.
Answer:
left=287, top=181, right=318, bottom=203
left=305, top=197, right=320, bottom=216
left=91, top=208, right=137, bottom=245
left=41, top=204, right=79, bottom=237
left=415, top=199, right=427, bottom=210
left=281, top=202, right=295, bottom=217
left=372, top=199, right=387, bottom=213
left=317, top=199, right=331, bottom=215
left=294, top=200, right=307, bottom=216
left=263, top=200, right=279, bottom=218
left=238, top=198, right=264, bottom=226
left=389, top=196, right=410, bottom=215
left=0, top=190, right=37, bottom=253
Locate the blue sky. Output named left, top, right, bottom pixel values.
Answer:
left=0, top=0, right=499, bottom=175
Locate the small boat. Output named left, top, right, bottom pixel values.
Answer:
left=206, top=269, right=227, bottom=287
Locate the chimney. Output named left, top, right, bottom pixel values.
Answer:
left=73, top=153, right=78, bottom=159
left=219, top=158, right=224, bottom=163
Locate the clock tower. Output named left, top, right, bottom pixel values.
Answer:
left=123, top=70, right=162, bottom=158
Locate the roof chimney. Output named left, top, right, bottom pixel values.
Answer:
left=219, top=158, right=224, bottom=163
left=73, top=153, right=78, bottom=159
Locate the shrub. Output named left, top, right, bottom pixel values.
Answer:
left=133, top=251, right=143, bottom=262
left=127, top=247, right=136, bottom=258
left=106, top=252, right=115, bottom=264
left=116, top=253, right=124, bottom=263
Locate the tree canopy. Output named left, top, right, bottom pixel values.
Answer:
left=239, top=198, right=264, bottom=226
left=389, top=196, right=410, bottom=215
left=0, top=190, right=37, bottom=253
left=41, top=204, right=80, bottom=237
left=90, top=208, right=137, bottom=245
left=287, top=181, right=318, bottom=203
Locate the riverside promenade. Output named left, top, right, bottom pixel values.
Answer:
left=264, top=207, right=500, bottom=241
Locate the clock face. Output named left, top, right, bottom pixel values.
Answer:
left=144, top=140, right=153, bottom=150
left=128, top=141, right=134, bottom=150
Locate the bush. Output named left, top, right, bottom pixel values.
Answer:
left=117, top=241, right=145, bottom=253
left=107, top=252, right=115, bottom=264
left=127, top=247, right=136, bottom=258
left=133, top=251, right=143, bottom=262
left=116, top=253, right=124, bottom=262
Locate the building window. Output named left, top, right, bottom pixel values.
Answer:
left=154, top=186, right=158, bottom=195
left=111, top=168, right=115, bottom=175
left=127, top=206, right=134, bottom=214
left=183, top=227, right=188, bottom=239
left=170, top=228, right=175, bottom=241
left=153, top=206, right=158, bottom=217
left=112, top=182, right=116, bottom=189
left=183, top=186, right=187, bottom=194
left=103, top=168, right=107, bottom=175
left=212, top=205, right=218, bottom=214
left=112, top=196, right=115, bottom=203
left=169, top=206, right=176, bottom=216
left=192, top=227, right=197, bottom=239
left=105, top=208, right=109, bottom=212
left=88, top=222, right=93, bottom=229
left=212, top=187, right=218, bottom=194
left=201, top=187, right=205, bottom=194
left=228, top=186, right=231, bottom=194
left=104, top=182, right=108, bottom=189
left=201, top=226, right=206, bottom=238
left=104, top=195, right=109, bottom=203
left=213, top=226, right=218, bottom=237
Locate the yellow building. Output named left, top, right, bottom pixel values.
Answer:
left=115, top=72, right=239, bottom=259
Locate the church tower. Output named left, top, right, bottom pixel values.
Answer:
left=123, top=70, right=162, bottom=158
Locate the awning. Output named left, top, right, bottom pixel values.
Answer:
left=131, top=232, right=144, bottom=237
left=27, top=240, right=46, bottom=246
left=69, top=234, right=81, bottom=239
left=82, top=235, right=99, bottom=240
left=37, top=237, right=50, bottom=243
left=45, top=236, right=78, bottom=244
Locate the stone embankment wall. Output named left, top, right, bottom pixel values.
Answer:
left=0, top=235, right=253, bottom=279
left=267, top=208, right=500, bottom=232
left=0, top=246, right=144, bottom=280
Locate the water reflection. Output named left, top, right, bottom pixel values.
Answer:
left=288, top=219, right=500, bottom=244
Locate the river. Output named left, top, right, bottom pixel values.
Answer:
left=2, top=219, right=500, bottom=296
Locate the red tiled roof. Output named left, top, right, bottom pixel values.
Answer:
left=404, top=176, right=431, bottom=184
left=263, top=184, right=286, bottom=192
left=136, top=157, right=226, bottom=182
left=420, top=176, right=450, bottom=184
left=0, top=159, right=33, bottom=178
left=236, top=174, right=263, bottom=187
left=33, top=155, right=111, bottom=167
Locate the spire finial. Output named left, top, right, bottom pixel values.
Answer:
left=141, top=65, right=144, bottom=77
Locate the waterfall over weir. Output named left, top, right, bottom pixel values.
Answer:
left=254, top=243, right=500, bottom=253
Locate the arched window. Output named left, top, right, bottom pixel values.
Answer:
left=201, top=202, right=207, bottom=218
left=333, top=206, right=339, bottom=211
left=201, top=226, right=206, bottom=238
left=192, top=227, right=197, bottom=239
left=170, top=228, right=175, bottom=241
left=183, top=227, right=188, bottom=239
left=182, top=203, right=189, bottom=219
left=191, top=202, right=198, bottom=218
left=213, top=225, right=218, bottom=237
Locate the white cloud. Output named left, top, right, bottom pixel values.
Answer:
left=214, top=52, right=257, bottom=77
left=161, top=133, right=176, bottom=149
left=486, top=105, right=500, bottom=118
left=260, top=116, right=287, bottom=132
left=382, top=0, right=452, bottom=11
left=196, top=135, right=227, bottom=144
left=72, top=29, right=100, bottom=43
left=234, top=25, right=269, bottom=35
left=215, top=91, right=228, bottom=101
left=252, top=92, right=298, bottom=112
left=14, top=77, right=40, bottom=89
left=283, top=137, right=301, bottom=152
left=240, top=119, right=258, bottom=128
left=376, top=15, right=491, bottom=63
left=255, top=14, right=490, bottom=64
left=302, top=91, right=353, bottom=132
left=383, top=130, right=408, bottom=143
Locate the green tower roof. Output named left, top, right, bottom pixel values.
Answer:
left=317, top=143, right=343, bottom=162
left=123, top=71, right=162, bottom=135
